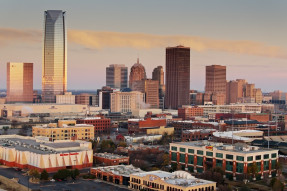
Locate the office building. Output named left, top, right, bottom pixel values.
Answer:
left=178, top=106, right=204, bottom=120
left=32, top=120, right=94, bottom=141
left=165, top=46, right=190, bottom=109
left=97, top=86, right=115, bottom=109
left=152, top=66, right=165, bottom=98
left=110, top=91, right=144, bottom=113
left=129, top=171, right=216, bottom=191
left=106, top=64, right=128, bottom=89
left=0, top=135, right=93, bottom=172
left=94, top=153, right=129, bottom=166
left=170, top=141, right=279, bottom=180
left=42, top=10, right=67, bottom=103
left=132, top=79, right=159, bottom=108
left=6, top=62, right=33, bottom=103
left=75, top=93, right=97, bottom=106
left=56, top=92, right=75, bottom=104
left=129, top=58, right=146, bottom=88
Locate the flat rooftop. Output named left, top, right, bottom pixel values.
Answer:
left=183, top=129, right=216, bottom=134
left=34, top=124, right=93, bottom=128
left=94, top=153, right=128, bottom=159
left=92, top=165, right=144, bottom=177
left=0, top=135, right=89, bottom=154
left=173, top=120, right=219, bottom=126
left=132, top=170, right=215, bottom=187
left=171, top=141, right=277, bottom=154
left=213, top=130, right=263, bottom=141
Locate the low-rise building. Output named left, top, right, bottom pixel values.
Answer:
left=0, top=135, right=93, bottom=172
left=182, top=129, right=217, bottom=141
left=32, top=120, right=94, bottom=141
left=129, top=170, right=216, bottom=191
left=76, top=116, right=111, bottom=135
left=223, top=119, right=259, bottom=131
left=56, top=92, right=75, bottom=104
left=212, top=130, right=263, bottom=144
left=128, top=117, right=168, bottom=135
left=170, top=141, right=279, bottom=180
left=94, top=153, right=129, bottom=166
left=178, top=106, right=204, bottom=120
left=172, top=121, right=220, bottom=136
left=90, top=165, right=144, bottom=186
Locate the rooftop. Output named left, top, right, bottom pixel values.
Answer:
left=0, top=135, right=89, bottom=154
left=92, top=165, right=144, bottom=177
left=94, top=152, right=128, bottom=159
left=171, top=140, right=278, bottom=154
left=132, top=170, right=215, bottom=187
left=173, top=120, right=219, bottom=126
left=183, top=129, right=217, bottom=134
left=213, top=130, right=263, bottom=142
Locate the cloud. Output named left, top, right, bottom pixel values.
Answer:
left=0, top=27, right=286, bottom=59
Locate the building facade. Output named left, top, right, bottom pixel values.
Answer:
left=76, top=117, right=111, bottom=135
left=94, top=153, right=129, bottom=166
left=56, top=92, right=75, bottom=104
left=75, top=93, right=97, bottom=106
left=152, top=66, right=165, bottom=99
left=170, top=141, right=278, bottom=180
left=165, top=46, right=190, bottom=109
left=110, top=91, right=145, bottom=113
left=178, top=106, right=204, bottom=120
left=42, top=10, right=67, bottom=103
left=106, top=64, right=128, bottom=89
left=6, top=62, right=33, bottom=103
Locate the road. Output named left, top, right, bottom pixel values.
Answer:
left=0, top=167, right=129, bottom=191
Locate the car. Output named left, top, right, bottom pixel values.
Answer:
left=50, top=179, right=55, bottom=182
left=56, top=179, right=62, bottom=182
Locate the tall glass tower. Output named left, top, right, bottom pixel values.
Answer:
left=42, top=10, right=67, bottom=103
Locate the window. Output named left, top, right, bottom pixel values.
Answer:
left=256, top=155, right=261, bottom=160
left=206, top=151, right=213, bottom=157
left=264, top=154, right=269, bottom=159
left=180, top=148, right=186, bottom=152
left=216, top=153, right=223, bottom=158
left=188, top=155, right=194, bottom=164
left=226, top=161, right=233, bottom=171
left=271, top=153, right=277, bottom=158
left=171, top=146, right=177, bottom=151
left=188, top=149, right=194, bottom=154
left=197, top=150, right=203, bottom=155
left=216, top=159, right=222, bottom=167
left=171, top=152, right=177, bottom=161
left=236, top=156, right=244, bottom=161
left=264, top=161, right=269, bottom=170
left=226, top=154, right=233, bottom=160
left=197, top=156, right=203, bottom=166
left=179, top=154, right=185, bottom=163
left=236, top=163, right=244, bottom=173
left=247, top=156, right=253, bottom=161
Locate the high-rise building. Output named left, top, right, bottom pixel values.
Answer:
left=42, top=10, right=67, bottom=103
left=205, top=65, right=226, bottom=105
left=75, top=93, right=97, bottom=106
left=129, top=58, right=146, bottom=89
left=165, top=46, right=190, bottom=109
left=132, top=79, right=159, bottom=108
left=152, top=66, right=166, bottom=99
left=106, top=64, right=128, bottom=89
left=97, top=86, right=114, bottom=109
left=6, top=62, right=33, bottom=103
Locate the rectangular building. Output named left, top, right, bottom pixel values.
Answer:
left=170, top=141, right=278, bottom=180
left=32, top=120, right=94, bottom=141
left=0, top=135, right=93, bottom=172
left=178, top=106, right=204, bottom=120
left=94, top=153, right=129, bottom=166
left=76, top=117, right=111, bottom=135
left=106, top=64, right=128, bottom=89
left=6, top=62, right=33, bottom=103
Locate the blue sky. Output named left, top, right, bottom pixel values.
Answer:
left=0, top=0, right=286, bottom=91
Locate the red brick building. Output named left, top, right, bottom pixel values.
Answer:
left=215, top=113, right=270, bottom=123
left=172, top=121, right=219, bottom=136
left=128, top=117, right=167, bottom=134
left=94, top=153, right=129, bottom=166
left=178, top=106, right=204, bottom=120
left=182, top=129, right=217, bottom=141
left=76, top=116, right=111, bottom=135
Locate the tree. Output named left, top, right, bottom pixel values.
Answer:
left=18, top=124, right=31, bottom=136
left=270, top=178, right=284, bottom=191
left=53, top=169, right=71, bottom=180
left=40, top=170, right=49, bottom=180
left=99, top=140, right=116, bottom=153
left=117, top=141, right=127, bottom=147
left=275, top=161, right=282, bottom=175
left=239, top=186, right=250, bottom=191
left=29, top=169, right=40, bottom=180
left=171, top=163, right=177, bottom=172
left=71, top=169, right=80, bottom=179
left=247, top=163, right=258, bottom=180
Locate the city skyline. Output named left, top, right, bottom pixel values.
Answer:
left=0, top=0, right=286, bottom=92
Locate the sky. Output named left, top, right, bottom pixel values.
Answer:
left=0, top=0, right=286, bottom=92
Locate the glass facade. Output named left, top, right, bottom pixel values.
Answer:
left=42, top=10, right=67, bottom=103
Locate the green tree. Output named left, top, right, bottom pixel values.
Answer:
left=117, top=141, right=127, bottom=147
left=275, top=161, right=282, bottom=175
left=71, top=169, right=80, bottom=179
left=40, top=170, right=49, bottom=180
left=29, top=169, right=40, bottom=180
left=247, top=163, right=258, bottom=180
left=100, top=140, right=116, bottom=152
left=53, top=169, right=71, bottom=180
left=171, top=163, right=177, bottom=172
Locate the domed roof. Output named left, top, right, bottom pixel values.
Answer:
left=131, top=58, right=145, bottom=70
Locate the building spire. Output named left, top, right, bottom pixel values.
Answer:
left=137, top=57, right=139, bottom=64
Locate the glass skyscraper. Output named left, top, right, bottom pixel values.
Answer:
left=42, top=10, right=67, bottom=103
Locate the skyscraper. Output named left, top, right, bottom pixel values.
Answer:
left=106, top=64, right=128, bottom=89
left=152, top=66, right=165, bottom=98
left=165, top=46, right=190, bottom=109
left=6, top=62, right=33, bottom=103
left=129, top=58, right=146, bottom=89
left=42, top=10, right=67, bottom=103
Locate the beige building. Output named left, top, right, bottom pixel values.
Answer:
left=132, top=79, right=159, bottom=108
left=253, top=88, right=263, bottom=104
left=0, top=135, right=93, bottom=172
left=110, top=91, right=145, bottom=113
left=146, top=126, right=174, bottom=136
left=56, top=92, right=75, bottom=104
left=129, top=170, right=216, bottom=191
left=32, top=120, right=94, bottom=141
left=6, top=62, right=33, bottom=103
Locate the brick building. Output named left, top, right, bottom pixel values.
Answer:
left=181, top=129, right=217, bottom=141
left=215, top=113, right=270, bottom=122
left=171, top=121, right=219, bottom=136
left=94, top=153, right=129, bottom=166
left=128, top=117, right=167, bottom=134
left=170, top=141, right=279, bottom=180
left=178, top=106, right=204, bottom=120
left=76, top=116, right=111, bottom=135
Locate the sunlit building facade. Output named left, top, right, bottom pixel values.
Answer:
left=6, top=62, right=33, bottom=103
left=42, top=10, right=67, bottom=103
